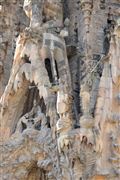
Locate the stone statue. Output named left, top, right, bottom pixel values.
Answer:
left=15, top=100, right=47, bottom=133
left=23, top=0, right=43, bottom=31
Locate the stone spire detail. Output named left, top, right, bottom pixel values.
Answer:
left=80, top=0, right=93, bottom=33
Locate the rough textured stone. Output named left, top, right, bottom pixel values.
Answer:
left=0, top=0, right=120, bottom=179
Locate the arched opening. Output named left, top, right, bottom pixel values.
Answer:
left=45, top=58, right=54, bottom=83
left=14, top=84, right=49, bottom=133
left=27, top=164, right=47, bottom=180
left=22, top=84, right=47, bottom=117
left=44, top=58, right=59, bottom=85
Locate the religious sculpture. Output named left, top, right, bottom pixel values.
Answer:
left=0, top=1, right=120, bottom=180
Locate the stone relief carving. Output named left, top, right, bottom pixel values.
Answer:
left=0, top=1, right=120, bottom=180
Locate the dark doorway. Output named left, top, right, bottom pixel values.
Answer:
left=45, top=58, right=54, bottom=83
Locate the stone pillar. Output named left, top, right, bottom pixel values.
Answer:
left=80, top=0, right=93, bottom=33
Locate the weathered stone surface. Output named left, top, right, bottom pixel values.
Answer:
left=0, top=0, right=120, bottom=179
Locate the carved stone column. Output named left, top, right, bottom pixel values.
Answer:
left=80, top=0, right=93, bottom=33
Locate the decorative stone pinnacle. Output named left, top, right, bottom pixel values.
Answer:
left=80, top=0, right=93, bottom=33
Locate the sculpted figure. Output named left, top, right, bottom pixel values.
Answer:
left=56, top=78, right=73, bottom=152
left=43, top=0, right=63, bottom=29
left=23, top=0, right=43, bottom=31
left=16, top=100, right=47, bottom=133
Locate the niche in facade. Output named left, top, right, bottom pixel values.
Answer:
left=45, top=58, right=54, bottom=83
left=45, top=58, right=59, bottom=85
left=22, top=54, right=31, bottom=63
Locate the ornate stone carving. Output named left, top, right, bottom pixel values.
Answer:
left=0, top=1, right=120, bottom=179
left=15, top=100, right=47, bottom=133
left=80, top=0, right=93, bottom=33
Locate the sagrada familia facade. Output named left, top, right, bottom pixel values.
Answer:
left=0, top=0, right=120, bottom=179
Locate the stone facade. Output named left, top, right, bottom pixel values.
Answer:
left=0, top=0, right=120, bottom=179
